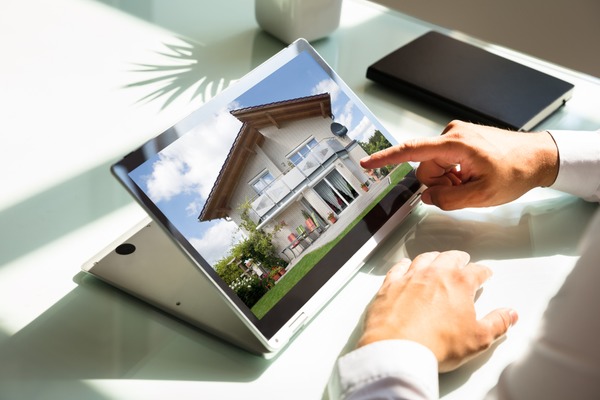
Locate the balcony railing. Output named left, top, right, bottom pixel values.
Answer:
left=248, top=137, right=346, bottom=224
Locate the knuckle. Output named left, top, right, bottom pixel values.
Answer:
left=448, top=119, right=463, bottom=128
left=443, top=120, right=466, bottom=135
left=402, top=138, right=422, bottom=154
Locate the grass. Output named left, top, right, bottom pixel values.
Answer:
left=250, top=163, right=413, bottom=319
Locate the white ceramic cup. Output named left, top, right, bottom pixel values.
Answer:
left=255, top=0, right=343, bottom=44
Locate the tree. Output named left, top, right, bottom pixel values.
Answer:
left=213, top=200, right=286, bottom=304
left=214, top=256, right=243, bottom=286
left=359, top=129, right=395, bottom=176
left=359, top=129, right=392, bottom=155
left=234, top=201, right=286, bottom=269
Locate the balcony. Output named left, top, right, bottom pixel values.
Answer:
left=249, top=137, right=347, bottom=224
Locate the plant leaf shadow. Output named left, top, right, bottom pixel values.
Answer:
left=123, top=30, right=286, bottom=110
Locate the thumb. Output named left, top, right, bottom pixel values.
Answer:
left=479, top=308, right=519, bottom=343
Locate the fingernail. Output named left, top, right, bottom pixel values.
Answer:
left=360, top=156, right=370, bottom=163
left=509, top=309, right=519, bottom=326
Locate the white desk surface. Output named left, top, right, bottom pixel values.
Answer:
left=1, top=1, right=599, bottom=399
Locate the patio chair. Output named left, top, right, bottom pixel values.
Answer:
left=287, top=232, right=308, bottom=255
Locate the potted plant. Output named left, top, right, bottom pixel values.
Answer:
left=269, top=266, right=286, bottom=282
left=327, top=212, right=337, bottom=224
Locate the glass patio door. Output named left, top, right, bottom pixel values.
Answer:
left=313, top=169, right=358, bottom=214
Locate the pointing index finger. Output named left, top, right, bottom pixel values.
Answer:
left=359, top=136, right=459, bottom=169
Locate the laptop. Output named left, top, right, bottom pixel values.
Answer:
left=367, top=31, right=575, bottom=131
left=82, top=39, right=424, bottom=357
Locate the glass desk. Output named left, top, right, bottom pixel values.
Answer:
left=1, top=0, right=599, bottom=399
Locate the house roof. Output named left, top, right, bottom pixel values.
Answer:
left=199, top=93, right=333, bottom=222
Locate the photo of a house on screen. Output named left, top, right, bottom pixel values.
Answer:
left=200, top=92, right=372, bottom=258
left=128, top=51, right=412, bottom=320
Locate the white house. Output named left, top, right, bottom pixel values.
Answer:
left=199, top=93, right=372, bottom=259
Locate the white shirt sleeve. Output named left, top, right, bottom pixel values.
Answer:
left=329, top=340, right=439, bottom=400
left=548, top=130, right=600, bottom=201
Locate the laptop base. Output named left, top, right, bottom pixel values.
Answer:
left=82, top=218, right=276, bottom=356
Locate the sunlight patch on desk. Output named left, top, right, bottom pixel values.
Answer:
left=84, top=379, right=249, bottom=400
left=0, top=1, right=211, bottom=213
left=439, top=255, right=580, bottom=398
left=339, top=0, right=382, bottom=28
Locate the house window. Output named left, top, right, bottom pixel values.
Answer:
left=289, top=138, right=318, bottom=166
left=251, top=171, right=274, bottom=195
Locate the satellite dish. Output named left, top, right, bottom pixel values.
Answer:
left=330, top=122, right=348, bottom=137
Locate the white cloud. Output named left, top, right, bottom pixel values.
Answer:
left=145, top=106, right=243, bottom=203
left=337, top=100, right=354, bottom=130
left=185, top=199, right=201, bottom=217
left=145, top=156, right=188, bottom=203
left=349, top=116, right=376, bottom=143
left=189, top=220, right=245, bottom=265
left=311, top=79, right=341, bottom=103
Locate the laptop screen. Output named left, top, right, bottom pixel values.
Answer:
left=112, top=39, right=421, bottom=339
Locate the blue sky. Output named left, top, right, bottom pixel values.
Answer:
left=129, top=50, right=382, bottom=266
left=236, top=51, right=342, bottom=108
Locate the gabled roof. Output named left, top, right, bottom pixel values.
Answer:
left=199, top=93, right=333, bottom=222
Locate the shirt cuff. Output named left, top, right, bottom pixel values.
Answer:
left=329, top=340, right=439, bottom=400
left=548, top=130, right=600, bottom=202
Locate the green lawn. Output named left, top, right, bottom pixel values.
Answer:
left=251, top=163, right=413, bottom=319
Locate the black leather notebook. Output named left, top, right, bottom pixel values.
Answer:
left=366, top=31, right=575, bottom=131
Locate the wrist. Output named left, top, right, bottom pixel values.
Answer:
left=532, top=131, right=560, bottom=188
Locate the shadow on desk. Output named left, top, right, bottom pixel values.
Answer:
left=0, top=273, right=270, bottom=384
left=367, top=192, right=597, bottom=278
left=0, top=160, right=133, bottom=269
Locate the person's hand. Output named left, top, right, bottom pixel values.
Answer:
left=360, top=120, right=559, bottom=210
left=357, top=250, right=518, bottom=372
